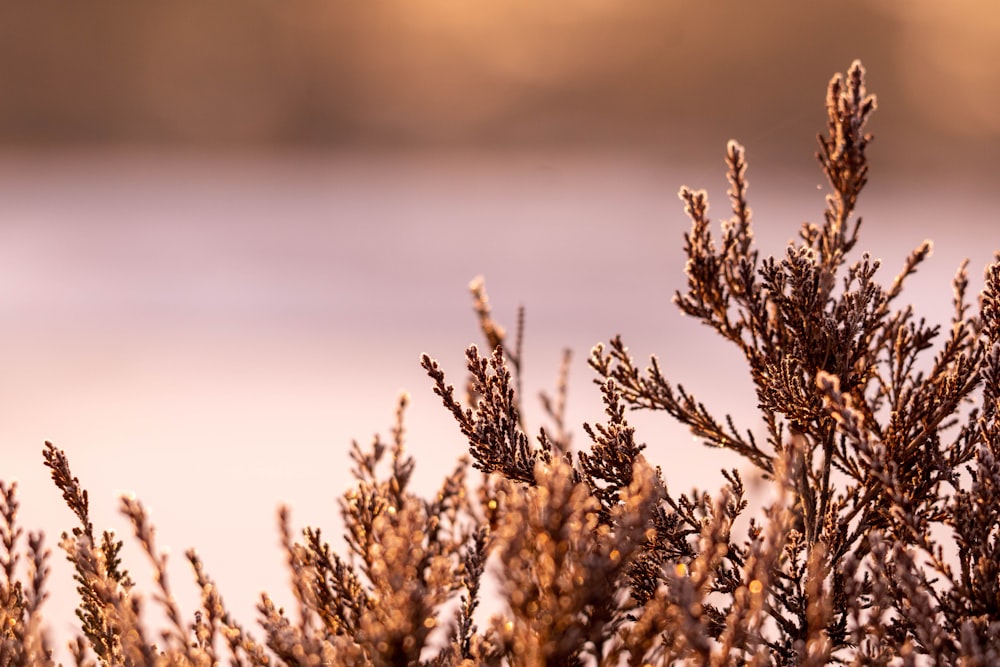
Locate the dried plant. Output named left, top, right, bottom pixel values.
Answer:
left=1, top=60, right=998, bottom=666
left=0, top=481, right=53, bottom=667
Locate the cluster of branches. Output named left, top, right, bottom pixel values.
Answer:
left=2, top=61, right=999, bottom=666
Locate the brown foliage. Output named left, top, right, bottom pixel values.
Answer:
left=2, top=61, right=999, bottom=666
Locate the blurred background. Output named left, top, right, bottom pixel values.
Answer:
left=2, top=0, right=999, bottom=646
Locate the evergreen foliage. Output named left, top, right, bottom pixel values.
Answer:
left=2, top=61, right=999, bottom=666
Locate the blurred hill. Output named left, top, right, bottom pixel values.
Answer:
left=1, top=1, right=999, bottom=179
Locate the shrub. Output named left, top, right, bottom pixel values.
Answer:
left=2, top=60, right=999, bottom=666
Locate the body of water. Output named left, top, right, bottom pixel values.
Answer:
left=0, top=148, right=993, bottom=643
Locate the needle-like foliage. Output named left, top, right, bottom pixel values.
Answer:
left=2, top=60, right=998, bottom=666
